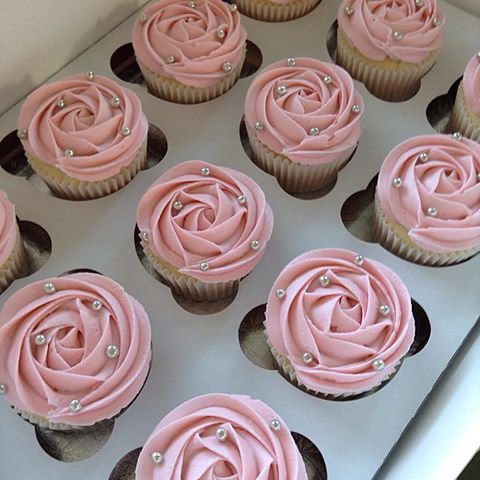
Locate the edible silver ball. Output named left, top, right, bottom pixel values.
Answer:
left=237, top=194, right=247, bottom=204
left=201, top=166, right=210, bottom=176
left=270, top=419, right=281, bottom=431
left=419, top=152, right=429, bottom=163
left=92, top=300, right=103, bottom=311
left=427, top=207, right=438, bottom=217
left=452, top=132, right=462, bottom=140
left=110, top=97, right=121, bottom=108
left=309, top=127, right=320, bottom=136
left=0, top=384, right=8, bottom=395
left=287, top=57, right=296, bottom=66
left=86, top=71, right=95, bottom=81
left=354, top=254, right=364, bottom=265
left=222, top=62, right=232, bottom=73
left=173, top=200, right=183, bottom=211
left=351, top=104, right=361, bottom=114
left=56, top=98, right=65, bottom=108
left=322, top=75, right=332, bottom=84
left=216, top=426, right=228, bottom=441
left=217, top=29, right=225, bottom=39
left=70, top=399, right=82, bottom=412
left=43, top=282, right=56, bottom=294
left=476, top=172, right=480, bottom=181
left=141, top=231, right=149, bottom=242
left=188, top=0, right=195, bottom=7
left=302, top=352, right=313, bottom=364
left=319, top=275, right=330, bottom=287
left=151, top=451, right=163, bottom=464
left=255, top=121, right=264, bottom=130
left=275, top=288, right=286, bottom=299
left=379, top=305, right=390, bottom=316
left=276, top=85, right=287, bottom=96
left=415, top=0, right=423, bottom=6
left=344, top=5, right=354, bottom=15
left=393, top=31, right=403, bottom=41
left=17, top=129, right=28, bottom=139
left=139, top=13, right=147, bottom=23
left=166, top=55, right=175, bottom=65
left=122, top=127, right=131, bottom=136
left=106, top=345, right=119, bottom=359
left=372, top=359, right=385, bottom=371
left=229, top=3, right=238, bottom=12
left=200, top=261, right=209, bottom=272
left=34, top=334, right=46, bottom=346
left=392, top=177, right=402, bottom=187
left=432, top=16, right=441, bottom=26
left=251, top=240, right=260, bottom=250
left=64, top=148, right=74, bottom=158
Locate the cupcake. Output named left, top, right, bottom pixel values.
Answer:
left=244, top=57, right=364, bottom=193
left=336, top=0, right=445, bottom=101
left=448, top=52, right=480, bottom=142
left=373, top=134, right=480, bottom=266
left=136, top=160, right=273, bottom=301
left=132, top=0, right=247, bottom=104
left=17, top=73, right=149, bottom=200
left=0, top=190, right=28, bottom=292
left=0, top=273, right=151, bottom=430
left=265, top=248, right=415, bottom=399
left=135, top=393, right=308, bottom=479
left=236, top=0, right=319, bottom=22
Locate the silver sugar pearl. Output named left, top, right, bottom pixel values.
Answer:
left=452, top=132, right=462, bottom=140
left=432, top=16, right=441, bottom=26
left=427, top=207, right=438, bottom=217
left=309, top=127, right=320, bottom=136
left=302, top=352, right=313, bottom=364
left=122, top=127, right=131, bottom=136
left=106, top=345, right=119, bottom=359
left=229, top=3, right=238, bottom=12
left=476, top=172, right=480, bottom=181
left=69, top=399, right=82, bottom=413
left=86, top=71, right=95, bottom=81
left=415, top=0, right=423, bottom=6
left=222, top=62, right=232, bottom=73
left=200, top=261, right=209, bottom=271
left=276, top=85, right=287, bottom=96
left=201, top=166, right=210, bottom=176
left=275, top=288, right=286, bottom=299
left=379, top=305, right=390, bottom=316
left=34, top=334, right=46, bottom=346
left=393, top=31, right=403, bottom=41
left=17, top=129, right=28, bottom=139
left=92, top=300, right=103, bottom=311
left=216, top=426, right=228, bottom=441
left=173, top=200, right=183, bottom=210
left=251, top=240, right=260, bottom=250
left=64, top=148, right=74, bottom=158
left=287, top=57, right=296, bottom=67
left=237, top=194, right=247, bottom=204
left=419, top=152, right=429, bottom=163
left=151, top=451, right=163, bottom=464
left=319, top=275, right=330, bottom=287
left=217, top=29, right=225, bottom=39
left=344, top=5, right=354, bottom=16
left=139, top=13, right=148, bottom=23
left=392, top=177, right=402, bottom=187
left=188, top=0, right=195, bottom=7
left=323, top=75, right=332, bottom=84
left=351, top=104, right=361, bottom=114
left=110, top=97, right=121, bottom=108
left=477, top=52, right=480, bottom=61
left=255, top=121, right=264, bottom=130
left=141, top=231, right=149, bottom=242
left=166, top=55, right=175, bottom=65
left=270, top=419, right=282, bottom=431
left=372, top=359, right=385, bottom=371
left=0, top=384, right=8, bottom=395
left=43, top=282, right=56, bottom=294
left=55, top=98, right=65, bottom=108
left=354, top=254, right=364, bottom=266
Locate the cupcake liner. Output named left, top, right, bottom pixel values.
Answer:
left=246, top=123, right=354, bottom=193
left=372, top=194, right=480, bottom=266
left=265, top=328, right=402, bottom=400
left=447, top=81, right=480, bottom=142
left=26, top=139, right=147, bottom=200
left=236, top=0, right=319, bottom=22
left=141, top=240, right=239, bottom=301
left=0, top=227, right=29, bottom=293
left=137, top=49, right=246, bottom=104
left=336, top=30, right=439, bottom=102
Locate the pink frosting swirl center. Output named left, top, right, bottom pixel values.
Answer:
left=463, top=52, right=480, bottom=116
left=265, top=249, right=414, bottom=395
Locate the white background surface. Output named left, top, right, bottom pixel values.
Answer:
left=0, top=1, right=479, bottom=480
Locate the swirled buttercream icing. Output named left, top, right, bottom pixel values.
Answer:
left=0, top=191, right=17, bottom=266
left=132, top=0, right=247, bottom=87
left=244, top=58, right=363, bottom=165
left=0, top=273, right=151, bottom=426
left=265, top=249, right=414, bottom=395
left=463, top=52, right=480, bottom=116
left=135, top=393, right=308, bottom=480
left=136, top=161, right=274, bottom=283
left=17, top=74, right=148, bottom=182
left=338, top=0, right=445, bottom=63
left=377, top=134, right=480, bottom=253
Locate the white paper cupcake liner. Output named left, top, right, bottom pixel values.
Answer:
left=447, top=81, right=480, bottom=142
left=137, top=49, right=245, bottom=104
left=265, top=328, right=402, bottom=400
left=236, top=0, right=319, bottom=22
left=246, top=123, right=354, bottom=193
left=372, top=194, right=480, bottom=266
left=0, top=227, right=29, bottom=292
left=142, top=241, right=239, bottom=301
left=26, top=139, right=147, bottom=200
left=336, top=30, right=439, bottom=102
left=14, top=407, right=87, bottom=431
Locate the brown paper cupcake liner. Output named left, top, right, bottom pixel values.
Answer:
left=265, top=329, right=402, bottom=400
left=26, top=139, right=147, bottom=200
left=236, top=0, right=319, bottom=22
left=447, top=81, right=480, bottom=142
left=137, top=49, right=245, bottom=104
left=372, top=194, right=480, bottom=266
left=246, top=123, right=353, bottom=193
left=336, top=30, right=439, bottom=102
left=142, top=241, right=239, bottom=301
left=0, top=227, right=29, bottom=292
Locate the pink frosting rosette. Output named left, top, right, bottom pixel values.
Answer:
left=0, top=191, right=17, bottom=266
left=265, top=249, right=414, bottom=396
left=132, top=0, right=247, bottom=88
left=0, top=273, right=151, bottom=428
left=244, top=58, right=364, bottom=165
left=136, top=161, right=274, bottom=283
left=18, top=74, right=148, bottom=182
left=135, top=393, right=308, bottom=480
left=463, top=52, right=480, bottom=116
left=338, top=0, right=445, bottom=63
left=377, top=134, right=480, bottom=254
